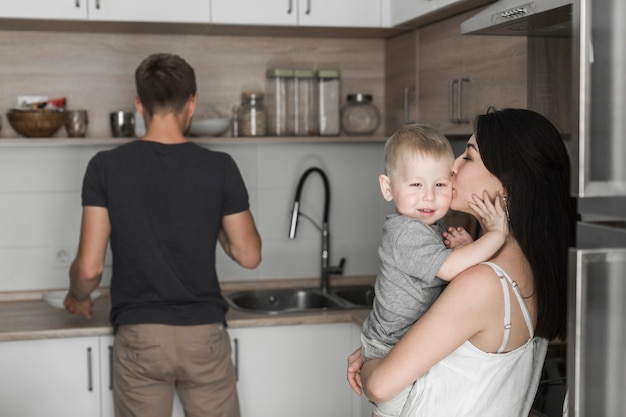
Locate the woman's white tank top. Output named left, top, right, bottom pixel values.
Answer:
left=399, top=262, right=548, bottom=417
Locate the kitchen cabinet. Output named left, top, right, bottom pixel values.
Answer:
left=87, top=0, right=210, bottom=23
left=389, top=0, right=493, bottom=27
left=0, top=336, right=102, bottom=417
left=0, top=0, right=88, bottom=20
left=229, top=322, right=363, bottom=417
left=417, top=9, right=526, bottom=135
left=211, top=0, right=382, bottom=28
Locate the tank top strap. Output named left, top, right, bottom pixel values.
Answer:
left=482, top=262, right=535, bottom=353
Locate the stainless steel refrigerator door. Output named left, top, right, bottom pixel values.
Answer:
left=572, top=0, right=626, bottom=197
left=568, top=248, right=626, bottom=417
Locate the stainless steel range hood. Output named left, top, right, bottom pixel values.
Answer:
left=461, top=0, right=573, bottom=37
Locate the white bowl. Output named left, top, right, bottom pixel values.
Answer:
left=188, top=117, right=231, bottom=137
left=42, top=290, right=101, bottom=310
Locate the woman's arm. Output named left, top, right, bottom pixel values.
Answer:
left=360, top=265, right=502, bottom=402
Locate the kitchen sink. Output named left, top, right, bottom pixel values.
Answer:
left=226, top=288, right=347, bottom=314
left=330, top=285, right=375, bottom=308
left=226, top=285, right=375, bottom=314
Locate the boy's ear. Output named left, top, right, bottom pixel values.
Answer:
left=379, top=174, right=393, bottom=201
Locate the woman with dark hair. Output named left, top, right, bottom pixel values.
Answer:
left=347, top=108, right=576, bottom=417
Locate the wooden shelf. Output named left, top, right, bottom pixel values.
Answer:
left=0, top=135, right=386, bottom=147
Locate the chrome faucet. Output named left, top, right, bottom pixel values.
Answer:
left=288, top=167, right=345, bottom=293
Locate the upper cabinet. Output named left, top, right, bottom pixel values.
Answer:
left=87, top=0, right=210, bottom=23
left=298, top=0, right=382, bottom=28
left=0, top=0, right=88, bottom=20
left=390, top=0, right=492, bottom=27
left=416, top=9, right=527, bottom=135
left=211, top=0, right=297, bottom=26
left=212, top=0, right=382, bottom=28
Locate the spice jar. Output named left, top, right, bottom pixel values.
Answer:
left=238, top=91, right=266, bottom=137
left=341, top=94, right=380, bottom=135
left=293, top=69, right=317, bottom=136
left=316, top=69, right=341, bottom=136
left=266, top=69, right=294, bottom=136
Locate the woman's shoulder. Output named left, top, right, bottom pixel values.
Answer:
left=444, top=263, right=505, bottom=304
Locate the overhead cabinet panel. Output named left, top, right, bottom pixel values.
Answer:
left=211, top=0, right=298, bottom=26
left=87, top=0, right=210, bottom=23
left=0, top=0, right=88, bottom=20
left=297, top=0, right=382, bottom=28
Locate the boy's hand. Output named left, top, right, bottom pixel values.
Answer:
left=443, top=226, right=474, bottom=249
left=469, top=191, right=509, bottom=237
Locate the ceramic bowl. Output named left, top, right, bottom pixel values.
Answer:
left=188, top=117, right=230, bottom=137
left=42, top=290, right=101, bottom=310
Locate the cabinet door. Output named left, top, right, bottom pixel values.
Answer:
left=0, top=336, right=101, bottom=417
left=0, top=0, right=87, bottom=20
left=100, top=336, right=115, bottom=417
left=211, top=0, right=297, bottom=26
left=418, top=9, right=526, bottom=135
left=229, top=323, right=357, bottom=417
left=298, top=0, right=382, bottom=28
left=390, top=0, right=433, bottom=26
left=87, top=0, right=210, bottom=23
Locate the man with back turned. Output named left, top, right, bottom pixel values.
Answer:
left=64, top=53, right=262, bottom=417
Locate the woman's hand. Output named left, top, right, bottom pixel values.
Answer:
left=469, top=191, right=508, bottom=238
left=347, top=347, right=364, bottom=395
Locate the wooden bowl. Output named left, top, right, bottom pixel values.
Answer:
left=6, top=110, right=65, bottom=137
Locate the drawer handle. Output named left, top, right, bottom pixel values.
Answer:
left=87, top=347, right=93, bottom=392
left=403, top=85, right=416, bottom=125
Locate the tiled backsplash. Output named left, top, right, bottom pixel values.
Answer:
left=0, top=141, right=391, bottom=292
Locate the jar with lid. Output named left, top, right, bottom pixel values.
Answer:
left=316, top=69, right=341, bottom=136
left=265, top=68, right=294, bottom=136
left=238, top=91, right=267, bottom=137
left=341, top=93, right=380, bottom=135
left=293, top=69, right=317, bottom=136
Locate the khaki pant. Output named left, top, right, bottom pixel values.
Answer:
left=113, top=323, right=240, bottom=417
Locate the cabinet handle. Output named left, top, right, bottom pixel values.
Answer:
left=403, top=85, right=415, bottom=125
left=108, top=345, right=113, bottom=390
left=305, top=0, right=311, bottom=15
left=449, top=78, right=470, bottom=124
left=75, top=0, right=80, bottom=7
left=449, top=79, right=457, bottom=123
left=96, top=0, right=100, bottom=9
left=233, top=338, right=239, bottom=382
left=287, top=0, right=292, bottom=14
left=87, top=347, right=93, bottom=392
left=456, top=77, right=470, bottom=124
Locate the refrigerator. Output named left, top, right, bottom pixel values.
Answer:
left=567, top=0, right=626, bottom=416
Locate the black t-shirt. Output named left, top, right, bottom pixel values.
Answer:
left=81, top=140, right=249, bottom=328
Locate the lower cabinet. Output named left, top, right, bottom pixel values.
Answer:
left=0, top=322, right=365, bottom=417
left=228, top=322, right=365, bottom=417
left=0, top=336, right=102, bottom=417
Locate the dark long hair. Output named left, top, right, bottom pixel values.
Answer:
left=474, top=108, right=576, bottom=341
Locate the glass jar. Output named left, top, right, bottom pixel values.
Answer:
left=341, top=94, right=380, bottom=135
left=266, top=68, right=294, bottom=136
left=238, top=91, right=267, bottom=137
left=293, top=69, right=317, bottom=136
left=316, top=69, right=341, bottom=136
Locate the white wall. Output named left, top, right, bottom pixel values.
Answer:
left=0, top=141, right=392, bottom=292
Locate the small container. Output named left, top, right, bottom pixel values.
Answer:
left=109, top=111, right=135, bottom=137
left=341, top=94, right=380, bottom=135
left=266, top=69, right=295, bottom=136
left=238, top=92, right=266, bottom=137
left=65, top=110, right=89, bottom=137
left=293, top=69, right=317, bottom=136
left=316, top=69, right=341, bottom=136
